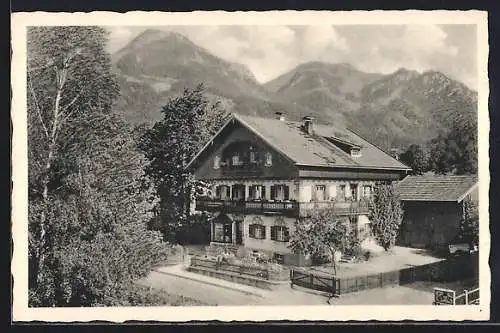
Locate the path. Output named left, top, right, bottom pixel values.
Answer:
left=140, top=270, right=263, bottom=306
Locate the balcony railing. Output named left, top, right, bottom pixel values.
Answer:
left=195, top=199, right=371, bottom=217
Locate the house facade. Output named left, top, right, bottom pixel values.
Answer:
left=187, top=112, right=411, bottom=265
left=396, top=175, right=479, bottom=251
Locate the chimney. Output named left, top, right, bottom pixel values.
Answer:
left=275, top=112, right=285, bottom=121
left=390, top=148, right=400, bottom=160
left=302, top=116, right=314, bottom=135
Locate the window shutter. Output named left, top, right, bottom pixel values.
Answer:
left=249, top=224, right=255, bottom=238
left=284, top=185, right=290, bottom=200
left=261, top=225, right=266, bottom=239
left=270, top=186, right=276, bottom=200
left=226, top=186, right=231, bottom=198
left=216, top=186, right=221, bottom=198
left=284, top=227, right=290, bottom=242
left=262, top=186, right=266, bottom=199
left=270, top=226, right=277, bottom=240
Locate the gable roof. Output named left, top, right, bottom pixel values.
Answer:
left=187, top=113, right=411, bottom=171
left=396, top=174, right=478, bottom=202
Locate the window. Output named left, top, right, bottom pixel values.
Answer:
left=213, top=155, right=220, bottom=169
left=232, top=154, right=243, bottom=166
left=271, top=226, right=290, bottom=242
left=213, top=222, right=232, bottom=243
left=350, top=183, right=358, bottom=201
left=249, top=185, right=265, bottom=200
left=216, top=185, right=231, bottom=200
left=362, top=185, right=372, bottom=198
left=249, top=224, right=266, bottom=239
left=249, top=146, right=259, bottom=164
left=350, top=148, right=361, bottom=157
left=265, top=152, right=273, bottom=167
left=337, top=185, right=346, bottom=201
left=315, top=185, right=326, bottom=201
left=231, top=184, right=245, bottom=201
left=270, top=185, right=290, bottom=201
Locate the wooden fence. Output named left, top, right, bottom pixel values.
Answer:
left=433, top=287, right=480, bottom=305
left=290, top=269, right=340, bottom=296
left=190, top=256, right=289, bottom=281
left=290, top=253, right=479, bottom=296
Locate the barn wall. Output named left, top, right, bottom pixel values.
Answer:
left=398, top=201, right=463, bottom=251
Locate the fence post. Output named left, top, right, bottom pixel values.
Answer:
left=309, top=273, right=314, bottom=287
left=290, top=269, right=294, bottom=288
left=464, top=290, right=469, bottom=305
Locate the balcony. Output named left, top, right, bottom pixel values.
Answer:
left=196, top=199, right=298, bottom=217
left=195, top=199, right=371, bottom=217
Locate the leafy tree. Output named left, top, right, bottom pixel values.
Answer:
left=428, top=112, right=477, bottom=175
left=139, top=84, right=227, bottom=240
left=456, top=197, right=479, bottom=247
left=27, top=26, right=170, bottom=306
left=399, top=144, right=428, bottom=175
left=289, top=205, right=359, bottom=275
left=369, top=183, right=404, bottom=251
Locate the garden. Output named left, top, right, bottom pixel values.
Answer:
left=190, top=246, right=290, bottom=281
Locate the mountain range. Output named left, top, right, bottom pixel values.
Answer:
left=111, top=29, right=478, bottom=150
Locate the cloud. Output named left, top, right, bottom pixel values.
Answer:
left=105, top=24, right=476, bottom=89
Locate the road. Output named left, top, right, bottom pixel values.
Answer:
left=140, top=271, right=264, bottom=306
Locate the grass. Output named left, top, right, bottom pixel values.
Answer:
left=132, top=283, right=212, bottom=306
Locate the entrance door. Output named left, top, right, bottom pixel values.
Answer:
left=235, top=222, right=243, bottom=245
left=223, top=223, right=232, bottom=243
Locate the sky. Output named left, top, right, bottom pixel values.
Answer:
left=105, top=25, right=477, bottom=90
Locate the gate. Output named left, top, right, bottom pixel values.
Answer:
left=290, top=269, right=339, bottom=297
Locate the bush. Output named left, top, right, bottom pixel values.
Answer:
left=105, top=283, right=210, bottom=306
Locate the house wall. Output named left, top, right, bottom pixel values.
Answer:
left=223, top=212, right=372, bottom=266
left=234, top=214, right=309, bottom=265
left=297, top=179, right=376, bottom=202
left=241, top=214, right=294, bottom=254
left=398, top=201, right=463, bottom=251
left=208, top=179, right=298, bottom=201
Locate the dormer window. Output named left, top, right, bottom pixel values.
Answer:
left=350, top=148, right=361, bottom=157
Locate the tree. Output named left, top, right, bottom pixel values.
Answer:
left=428, top=113, right=477, bottom=175
left=399, top=144, right=428, bottom=175
left=289, top=205, right=359, bottom=275
left=27, top=26, right=169, bottom=306
left=456, top=197, right=479, bottom=247
left=369, top=183, right=404, bottom=251
left=139, top=84, right=227, bottom=240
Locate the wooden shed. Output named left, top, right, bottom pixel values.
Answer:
left=396, top=175, right=478, bottom=251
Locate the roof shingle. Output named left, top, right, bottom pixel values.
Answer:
left=396, top=175, right=478, bottom=202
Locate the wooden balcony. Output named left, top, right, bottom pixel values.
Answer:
left=195, top=199, right=371, bottom=217
left=196, top=199, right=298, bottom=217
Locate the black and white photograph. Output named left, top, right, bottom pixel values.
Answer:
left=11, top=10, right=489, bottom=322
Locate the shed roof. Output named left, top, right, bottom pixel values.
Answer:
left=396, top=174, right=478, bottom=202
